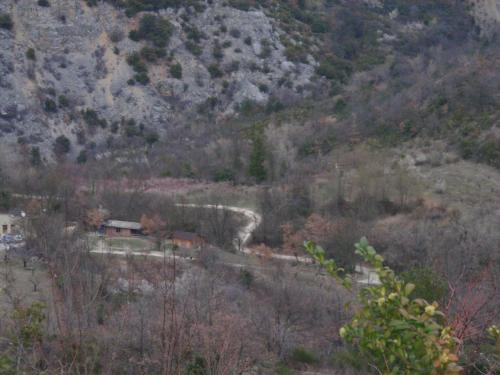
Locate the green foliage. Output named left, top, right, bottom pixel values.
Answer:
left=0, top=191, right=12, bottom=210
left=58, top=95, right=69, bottom=108
left=306, top=239, right=462, bottom=375
left=26, top=48, right=36, bottom=61
left=186, top=40, right=203, bottom=56
left=0, top=13, right=13, bottom=30
left=44, top=99, right=57, bottom=113
left=229, top=28, right=241, bottom=38
left=82, top=108, right=107, bottom=128
left=145, top=131, right=159, bottom=146
left=213, top=41, right=224, bottom=60
left=207, top=64, right=223, bottom=78
left=12, top=301, right=46, bottom=347
left=239, top=269, right=254, bottom=289
left=248, top=133, right=267, bottom=183
left=228, top=0, right=254, bottom=11
left=237, top=99, right=257, bottom=116
left=76, top=150, right=88, bottom=164
left=275, top=362, right=296, bottom=375
left=170, top=62, right=183, bottom=79
left=459, top=137, right=500, bottom=169
left=0, top=355, right=14, bottom=374
left=290, top=347, right=318, bottom=365
left=401, top=267, right=448, bottom=304
left=265, top=97, right=285, bottom=114
left=53, top=135, right=71, bottom=156
left=129, top=14, right=173, bottom=47
left=126, top=52, right=150, bottom=84
left=134, top=72, right=150, bottom=85
left=105, top=0, right=205, bottom=17
left=184, top=356, right=206, bottom=375
left=214, top=168, right=234, bottom=182
left=311, top=19, right=329, bottom=34
left=30, top=147, right=42, bottom=167
left=127, top=52, right=148, bottom=73
left=140, top=45, right=166, bottom=62
left=316, top=56, right=352, bottom=83
left=124, top=119, right=141, bottom=137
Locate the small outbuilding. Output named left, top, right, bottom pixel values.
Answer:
left=0, top=210, right=25, bottom=235
left=102, top=220, right=142, bottom=237
left=171, top=231, right=204, bottom=249
left=0, top=214, right=15, bottom=235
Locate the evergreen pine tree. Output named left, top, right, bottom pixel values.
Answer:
left=248, top=134, right=267, bottom=182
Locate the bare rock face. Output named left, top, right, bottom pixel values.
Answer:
left=0, top=0, right=318, bottom=161
left=469, top=0, right=500, bottom=36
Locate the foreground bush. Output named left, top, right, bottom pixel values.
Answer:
left=306, top=238, right=462, bottom=374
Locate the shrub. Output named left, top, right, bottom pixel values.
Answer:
left=316, top=57, right=352, bottom=82
left=215, top=168, right=235, bottom=182
left=127, top=52, right=147, bottom=73
left=108, top=28, right=124, bottom=43
left=248, top=133, right=267, bottom=182
left=401, top=267, right=448, bottom=303
left=140, top=46, right=164, bottom=62
left=290, top=347, right=318, bottom=365
left=82, top=108, right=107, bottom=128
left=244, top=36, right=252, bottom=46
left=258, top=39, right=272, bottom=58
left=186, top=41, right=202, bottom=56
left=207, top=64, right=223, bottom=78
left=306, top=239, right=463, bottom=374
left=311, top=19, right=329, bottom=33
left=0, top=13, right=13, bottom=30
left=58, top=95, right=69, bottom=108
left=238, top=269, right=253, bottom=288
left=228, top=0, right=253, bottom=11
left=213, top=41, right=224, bottom=60
left=129, top=14, right=173, bottom=47
left=145, top=131, right=159, bottom=146
left=125, top=119, right=140, bottom=137
left=229, top=28, right=241, bottom=38
left=44, top=99, right=57, bottom=113
left=30, top=147, right=42, bottom=167
left=170, top=63, right=182, bottom=79
left=26, top=48, right=36, bottom=61
left=284, top=44, right=308, bottom=63
left=53, top=135, right=71, bottom=155
left=76, top=150, right=87, bottom=164
left=265, top=97, right=285, bottom=113
left=110, top=0, right=205, bottom=16
left=134, top=72, right=150, bottom=85
left=37, top=0, right=50, bottom=7
left=185, top=26, right=205, bottom=42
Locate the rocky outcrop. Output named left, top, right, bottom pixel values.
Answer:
left=0, top=0, right=318, bottom=161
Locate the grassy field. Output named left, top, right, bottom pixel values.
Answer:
left=105, top=237, right=154, bottom=251
left=0, top=257, right=54, bottom=319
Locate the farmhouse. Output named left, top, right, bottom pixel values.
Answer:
left=0, top=210, right=25, bottom=235
left=102, top=220, right=142, bottom=237
left=0, top=214, right=15, bottom=235
left=171, top=231, right=204, bottom=249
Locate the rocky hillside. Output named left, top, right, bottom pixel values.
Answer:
left=0, top=0, right=320, bottom=161
left=0, top=0, right=498, bottom=167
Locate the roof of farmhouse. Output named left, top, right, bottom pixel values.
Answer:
left=103, top=220, right=142, bottom=231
